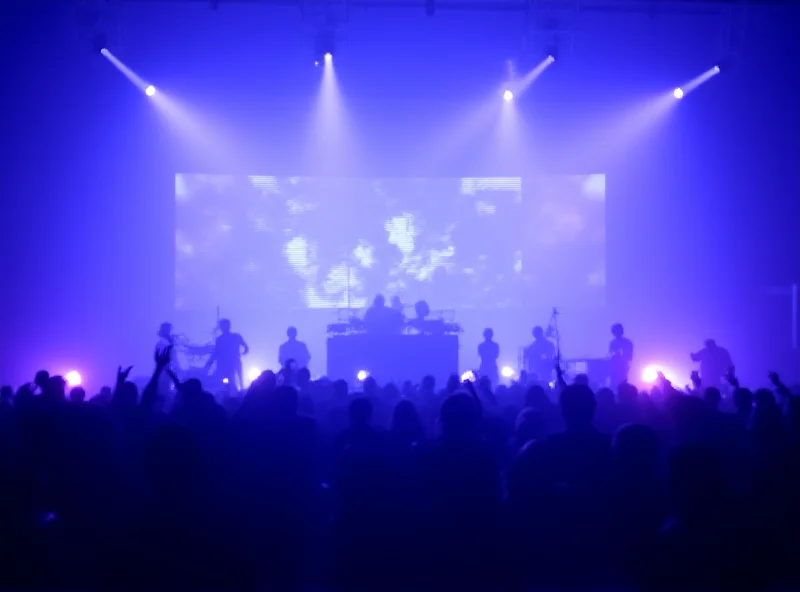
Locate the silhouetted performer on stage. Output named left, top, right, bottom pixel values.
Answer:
left=205, top=318, right=249, bottom=390
left=478, top=328, right=500, bottom=387
left=407, top=299, right=431, bottom=334
left=363, top=293, right=395, bottom=334
left=608, top=323, right=633, bottom=388
left=279, top=326, right=311, bottom=370
left=691, top=338, right=733, bottom=388
left=389, top=295, right=406, bottom=333
left=524, top=325, right=556, bottom=383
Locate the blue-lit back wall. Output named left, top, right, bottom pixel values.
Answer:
left=1, top=1, right=798, bottom=387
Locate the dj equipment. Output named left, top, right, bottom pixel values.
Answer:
left=327, top=334, right=459, bottom=385
left=326, top=318, right=462, bottom=336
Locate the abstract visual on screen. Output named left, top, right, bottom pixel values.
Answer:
left=175, top=174, right=605, bottom=311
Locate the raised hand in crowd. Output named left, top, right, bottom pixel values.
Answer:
left=726, top=365, right=740, bottom=389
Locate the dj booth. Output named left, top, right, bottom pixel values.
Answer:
left=327, top=334, right=459, bottom=386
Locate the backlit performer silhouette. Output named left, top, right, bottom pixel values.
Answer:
left=279, top=326, right=311, bottom=370
left=363, top=293, right=396, bottom=334
left=478, top=328, right=500, bottom=387
left=205, top=319, right=249, bottom=390
left=608, top=323, right=634, bottom=388
left=524, top=326, right=556, bottom=383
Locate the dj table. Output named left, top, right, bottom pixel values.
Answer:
left=327, top=334, right=459, bottom=386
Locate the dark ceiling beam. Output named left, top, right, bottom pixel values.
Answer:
left=113, top=0, right=761, bottom=7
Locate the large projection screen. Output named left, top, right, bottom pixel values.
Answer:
left=175, top=174, right=606, bottom=314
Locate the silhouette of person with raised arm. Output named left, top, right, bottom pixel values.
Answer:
left=279, top=326, right=311, bottom=369
left=690, top=339, right=732, bottom=389
left=155, top=322, right=178, bottom=395
left=205, top=319, right=249, bottom=390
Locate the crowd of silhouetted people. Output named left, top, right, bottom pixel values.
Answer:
left=2, top=347, right=800, bottom=591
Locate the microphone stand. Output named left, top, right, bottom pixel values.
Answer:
left=212, top=305, right=221, bottom=338
left=549, top=306, right=562, bottom=373
left=346, top=261, right=351, bottom=312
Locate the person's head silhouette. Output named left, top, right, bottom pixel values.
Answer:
left=668, top=443, right=724, bottom=519
left=46, top=376, right=67, bottom=401
left=363, top=376, right=379, bottom=397
left=287, top=326, right=298, bottom=340
left=533, top=326, right=545, bottom=340
left=392, top=399, right=422, bottom=436
left=617, top=382, right=638, bottom=405
left=414, top=300, right=430, bottom=320
left=614, top=423, right=660, bottom=478
left=596, top=387, right=615, bottom=409
left=349, top=397, right=373, bottom=428
left=611, top=323, right=624, bottom=338
left=524, top=384, right=548, bottom=409
left=560, top=384, right=596, bottom=430
left=219, top=319, right=231, bottom=334
left=704, top=338, right=717, bottom=350
left=483, top=328, right=494, bottom=341
left=270, top=385, right=298, bottom=417
left=446, top=373, right=460, bottom=393
left=373, top=293, right=385, bottom=308
left=158, top=322, right=173, bottom=340
left=34, top=370, right=50, bottom=392
left=69, top=386, right=86, bottom=403
left=439, top=393, right=479, bottom=441
left=421, top=375, right=435, bottom=394
left=733, top=388, right=753, bottom=415
left=333, top=379, right=348, bottom=399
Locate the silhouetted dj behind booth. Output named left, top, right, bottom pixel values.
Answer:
left=326, top=298, right=461, bottom=385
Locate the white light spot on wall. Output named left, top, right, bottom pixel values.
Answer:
left=353, top=240, right=375, bottom=268
left=582, top=174, right=606, bottom=201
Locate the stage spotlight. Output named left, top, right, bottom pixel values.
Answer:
left=501, top=366, right=515, bottom=379
left=503, top=90, right=514, bottom=102
left=673, top=87, right=684, bottom=99
left=713, top=65, right=720, bottom=73
left=544, top=45, right=559, bottom=63
left=642, top=366, right=660, bottom=383
left=65, top=370, right=82, bottom=387
left=314, top=29, right=335, bottom=64
left=642, top=364, right=680, bottom=385
left=247, top=368, right=261, bottom=382
left=222, top=378, right=229, bottom=384
left=357, top=370, right=368, bottom=381
left=91, top=31, right=108, bottom=54
left=145, top=85, right=156, bottom=97
left=461, top=370, right=476, bottom=383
